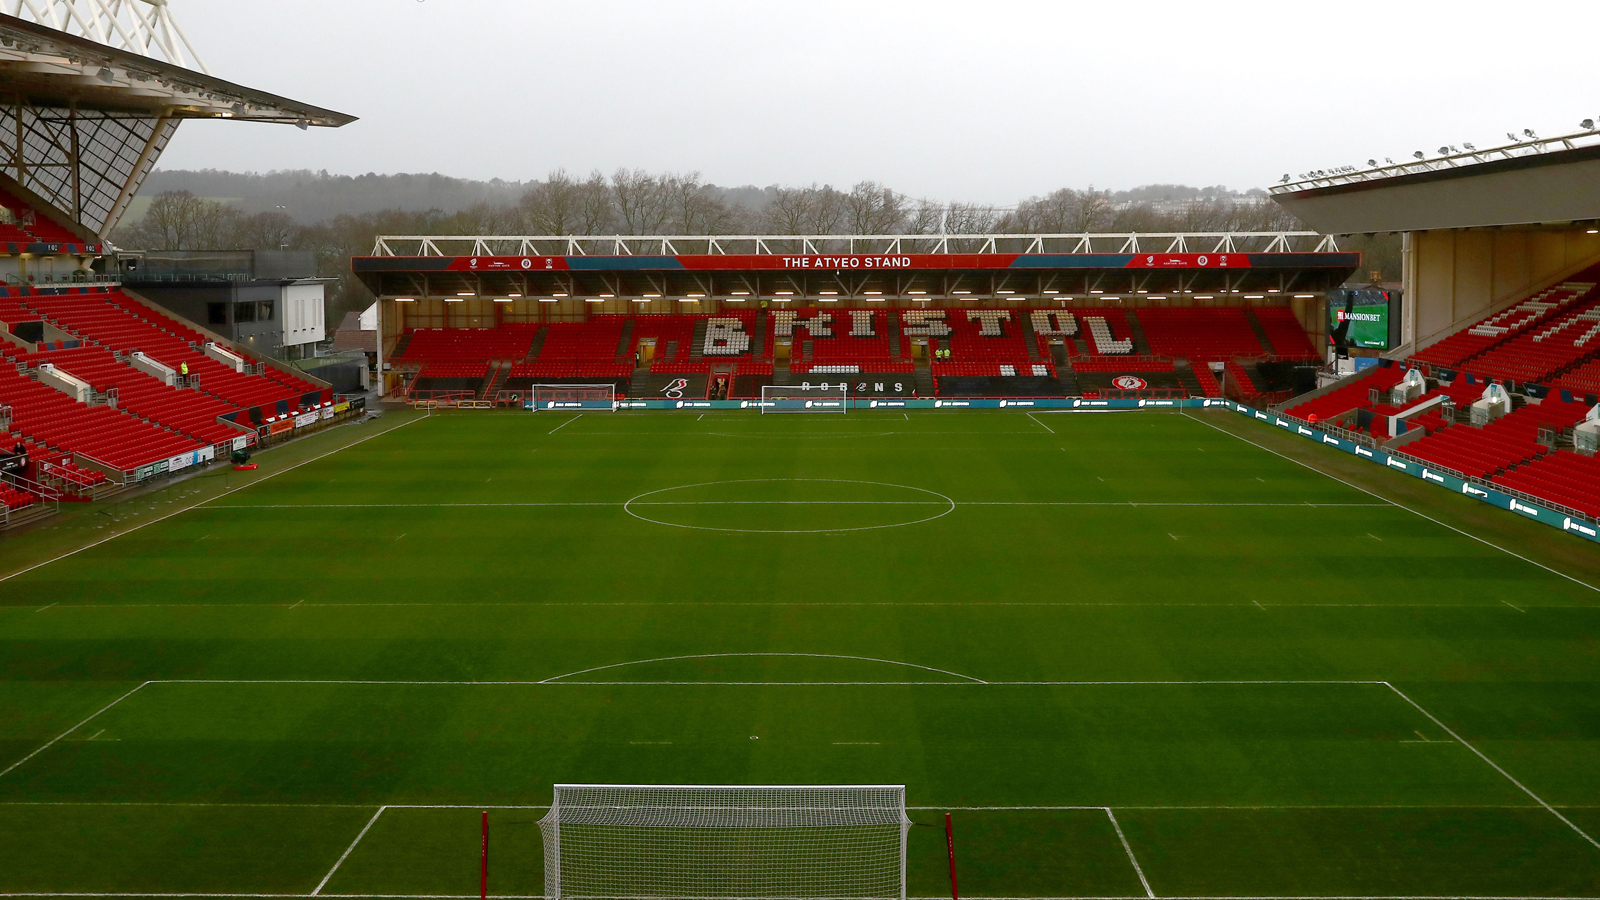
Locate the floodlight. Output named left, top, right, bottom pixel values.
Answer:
left=1507, top=132, right=1519, bottom=142
left=1462, top=143, right=1475, bottom=152
left=1280, top=174, right=1291, bottom=182
left=1584, top=119, right=1596, bottom=130
left=1412, top=151, right=1425, bottom=160
left=95, top=66, right=115, bottom=84
left=1523, top=129, right=1538, bottom=139
left=1438, top=147, right=1449, bottom=155
left=1367, top=160, right=1377, bottom=167
left=1384, top=157, right=1394, bottom=165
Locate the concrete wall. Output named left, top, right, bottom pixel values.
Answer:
left=1400, top=228, right=1600, bottom=356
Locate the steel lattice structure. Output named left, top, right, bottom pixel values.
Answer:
left=0, top=6, right=353, bottom=238
left=4, top=0, right=206, bottom=72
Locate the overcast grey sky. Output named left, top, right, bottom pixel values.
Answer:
left=160, top=0, right=1598, bottom=203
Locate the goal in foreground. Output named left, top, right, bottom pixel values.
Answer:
left=529, top=384, right=617, bottom=411
left=539, top=784, right=912, bottom=900
left=762, top=384, right=849, bottom=414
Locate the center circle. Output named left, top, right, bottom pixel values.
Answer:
left=623, top=478, right=956, bottom=534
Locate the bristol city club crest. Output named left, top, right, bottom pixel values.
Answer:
left=1112, top=375, right=1148, bottom=390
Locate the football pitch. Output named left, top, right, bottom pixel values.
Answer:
left=3, top=407, right=1600, bottom=899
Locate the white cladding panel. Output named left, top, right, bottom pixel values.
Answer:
left=281, top=283, right=325, bottom=347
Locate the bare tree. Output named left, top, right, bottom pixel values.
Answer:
left=611, top=168, right=670, bottom=234
left=574, top=170, right=615, bottom=234
left=518, top=169, right=581, bottom=234
left=661, top=172, right=735, bottom=234
left=120, top=190, right=240, bottom=249
left=844, top=181, right=907, bottom=233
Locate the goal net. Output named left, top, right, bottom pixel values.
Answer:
left=530, top=384, right=617, bottom=411
left=539, top=784, right=911, bottom=900
left=761, top=384, right=849, bottom=414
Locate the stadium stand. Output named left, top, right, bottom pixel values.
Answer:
left=1399, top=397, right=1592, bottom=478
left=0, top=186, right=83, bottom=245
left=1136, top=307, right=1266, bottom=360
left=791, top=311, right=911, bottom=374
left=19, top=345, right=247, bottom=445
left=391, top=325, right=539, bottom=364
left=0, top=363, right=205, bottom=471
left=1254, top=307, right=1320, bottom=360
left=1066, top=309, right=1137, bottom=356
left=24, top=290, right=324, bottom=414
left=1557, top=358, right=1600, bottom=398
left=1457, top=296, right=1600, bottom=385
left=1492, top=451, right=1600, bottom=518
left=1283, top=364, right=1409, bottom=423
left=1410, top=280, right=1596, bottom=368
left=932, top=310, right=1045, bottom=378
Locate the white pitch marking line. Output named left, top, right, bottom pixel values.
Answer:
left=1027, top=412, right=1056, bottom=434
left=0, top=413, right=425, bottom=585
left=1185, top=409, right=1600, bottom=595
left=1382, top=681, right=1600, bottom=849
left=539, top=652, right=989, bottom=684
left=1367, top=533, right=1383, bottom=541
left=0, top=681, right=150, bottom=779
left=1104, top=807, right=1155, bottom=898
left=289, top=599, right=305, bottom=610
left=1168, top=533, right=1180, bottom=541
left=213, top=501, right=1391, bottom=510
left=312, top=806, right=388, bottom=896
left=547, top=414, right=580, bottom=434
left=833, top=741, right=882, bottom=745
left=35, top=602, right=56, bottom=612
left=1502, top=600, right=1526, bottom=613
left=1253, top=601, right=1267, bottom=611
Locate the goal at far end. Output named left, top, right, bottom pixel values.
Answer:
left=539, top=784, right=911, bottom=900
left=761, top=384, right=849, bottom=413
left=529, top=384, right=617, bottom=411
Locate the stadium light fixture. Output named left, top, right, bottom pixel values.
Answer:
left=1135, top=289, right=1147, bottom=294
left=586, top=298, right=605, bottom=303
left=865, top=296, right=886, bottom=302
left=1148, top=295, right=1168, bottom=300
left=538, top=297, right=558, bottom=303
left=493, top=297, right=513, bottom=303
left=908, top=290, right=927, bottom=295
left=1089, top=289, right=1103, bottom=294
left=393, top=297, right=414, bottom=302
left=687, top=293, right=705, bottom=298
left=776, top=290, right=793, bottom=295
left=508, top=293, right=522, bottom=298
left=1267, top=289, right=1280, bottom=293
left=820, top=290, right=838, bottom=295
left=457, top=291, right=475, bottom=296
left=95, top=66, right=116, bottom=84
left=1413, top=151, right=1425, bottom=160
left=724, top=296, right=746, bottom=301
left=732, top=290, right=750, bottom=295
left=644, top=293, right=661, bottom=298
left=1294, top=294, right=1315, bottom=298
left=553, top=292, right=568, bottom=297
left=1245, top=294, right=1264, bottom=299
left=631, top=297, right=651, bottom=303
left=1195, top=294, right=1214, bottom=299
left=600, top=293, right=614, bottom=298
left=679, top=297, right=700, bottom=303
left=445, top=297, right=464, bottom=303
left=997, top=289, right=1014, bottom=294
left=952, top=290, right=971, bottom=295
left=1102, top=295, right=1121, bottom=300
left=865, top=291, right=883, bottom=296
left=1043, top=289, right=1058, bottom=294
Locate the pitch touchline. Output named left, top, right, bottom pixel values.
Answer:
left=207, top=501, right=1393, bottom=509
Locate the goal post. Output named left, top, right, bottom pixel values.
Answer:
left=529, top=384, right=617, bottom=411
left=761, top=384, right=849, bottom=414
left=539, top=784, right=912, bottom=900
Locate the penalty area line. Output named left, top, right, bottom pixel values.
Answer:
left=1383, top=681, right=1600, bottom=850
left=312, top=806, right=388, bottom=896
left=1104, top=807, right=1156, bottom=898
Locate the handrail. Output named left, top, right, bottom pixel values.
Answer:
left=371, top=232, right=1342, bottom=258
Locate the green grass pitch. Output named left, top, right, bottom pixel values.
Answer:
left=2, top=407, right=1600, bottom=898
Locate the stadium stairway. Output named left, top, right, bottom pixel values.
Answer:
left=1244, top=308, right=1275, bottom=355
left=1122, top=310, right=1156, bottom=356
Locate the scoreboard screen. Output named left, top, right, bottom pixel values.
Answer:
left=1329, top=289, right=1393, bottom=350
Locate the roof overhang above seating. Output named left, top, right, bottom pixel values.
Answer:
left=355, top=233, right=1360, bottom=301
left=0, top=13, right=354, bottom=126
left=1271, top=129, right=1600, bottom=234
